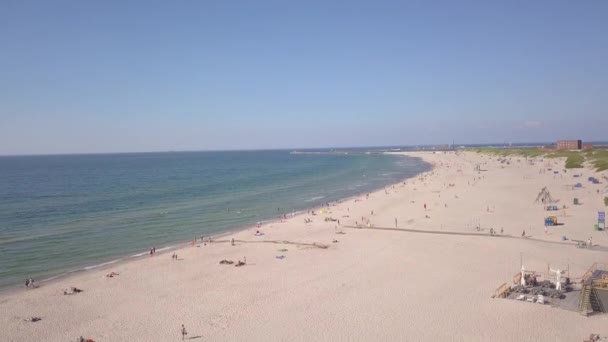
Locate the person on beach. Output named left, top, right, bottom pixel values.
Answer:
left=25, top=278, right=30, bottom=289
left=231, top=238, right=235, bottom=246
left=181, top=324, right=188, bottom=340
left=395, top=218, right=398, bottom=228
left=424, top=203, right=427, bottom=211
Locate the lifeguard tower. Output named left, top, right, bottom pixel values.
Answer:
left=580, top=263, right=608, bottom=316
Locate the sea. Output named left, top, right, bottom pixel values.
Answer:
left=0, top=150, right=431, bottom=289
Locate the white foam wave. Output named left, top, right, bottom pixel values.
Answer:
left=305, top=196, right=325, bottom=202
left=84, top=259, right=121, bottom=270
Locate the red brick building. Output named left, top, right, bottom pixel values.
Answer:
left=556, top=140, right=582, bottom=150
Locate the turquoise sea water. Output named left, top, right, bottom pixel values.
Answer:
left=0, top=151, right=430, bottom=289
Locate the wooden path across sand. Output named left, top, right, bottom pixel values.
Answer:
left=343, top=225, right=608, bottom=252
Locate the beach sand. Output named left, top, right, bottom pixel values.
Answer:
left=1, top=151, right=607, bottom=341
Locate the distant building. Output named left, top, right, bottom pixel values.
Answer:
left=556, top=140, right=582, bottom=150
left=583, top=144, right=593, bottom=150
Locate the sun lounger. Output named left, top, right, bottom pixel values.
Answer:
left=537, top=295, right=545, bottom=304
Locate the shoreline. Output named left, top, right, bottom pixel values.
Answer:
left=0, top=154, right=433, bottom=295
left=4, top=150, right=606, bottom=341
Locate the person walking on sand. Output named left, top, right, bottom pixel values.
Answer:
left=424, top=203, right=427, bottom=211
left=395, top=218, right=398, bottom=228
left=181, top=324, right=188, bottom=340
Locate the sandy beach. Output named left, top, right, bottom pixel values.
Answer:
left=1, top=151, right=607, bottom=341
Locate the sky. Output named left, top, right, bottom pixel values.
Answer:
left=0, top=1, right=607, bottom=155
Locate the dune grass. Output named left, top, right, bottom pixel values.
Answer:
left=546, top=151, right=585, bottom=168
left=587, top=150, right=608, bottom=172
left=472, top=147, right=608, bottom=171
left=472, top=148, right=544, bottom=158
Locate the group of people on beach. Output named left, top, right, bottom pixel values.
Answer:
left=149, top=247, right=156, bottom=256
left=24, top=277, right=35, bottom=289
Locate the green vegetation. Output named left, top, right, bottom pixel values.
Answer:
left=546, top=151, right=584, bottom=168
left=471, top=147, right=608, bottom=171
left=587, top=150, right=608, bottom=172
left=605, top=196, right=608, bottom=207
left=472, top=147, right=544, bottom=158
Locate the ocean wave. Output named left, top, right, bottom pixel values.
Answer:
left=83, top=259, right=121, bottom=270
left=305, top=196, right=325, bottom=202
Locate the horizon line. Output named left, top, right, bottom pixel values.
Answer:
left=2, top=140, right=608, bottom=157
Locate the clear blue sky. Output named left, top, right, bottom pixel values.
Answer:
left=1, top=1, right=607, bottom=154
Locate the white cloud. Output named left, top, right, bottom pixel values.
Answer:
left=524, top=120, right=542, bottom=128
